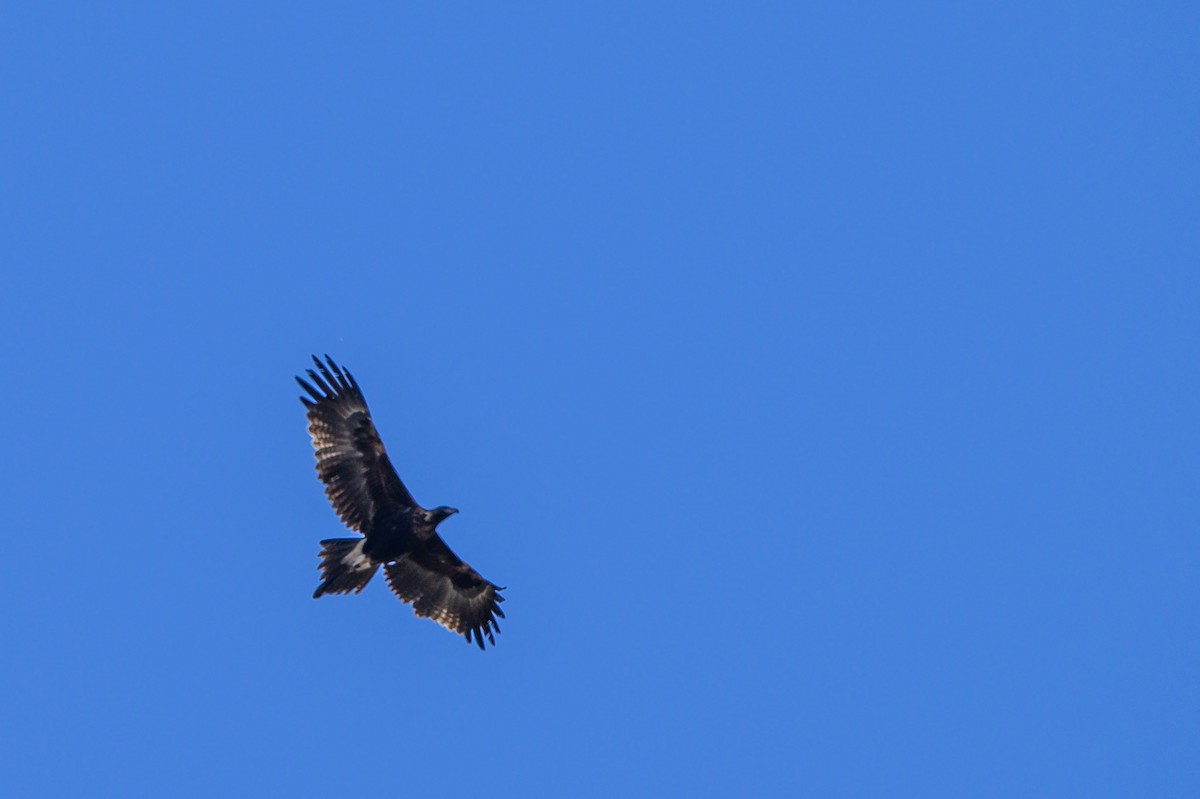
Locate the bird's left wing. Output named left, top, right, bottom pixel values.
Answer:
left=296, top=355, right=415, bottom=532
left=384, top=536, right=505, bottom=650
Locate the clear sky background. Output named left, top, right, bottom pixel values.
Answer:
left=2, top=4, right=1196, bottom=797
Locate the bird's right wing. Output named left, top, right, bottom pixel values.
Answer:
left=296, top=355, right=415, bottom=532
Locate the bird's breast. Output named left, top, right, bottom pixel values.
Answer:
left=364, top=512, right=417, bottom=561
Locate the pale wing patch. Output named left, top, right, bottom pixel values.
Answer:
left=340, top=539, right=373, bottom=571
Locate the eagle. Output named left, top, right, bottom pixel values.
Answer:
left=296, top=355, right=505, bottom=649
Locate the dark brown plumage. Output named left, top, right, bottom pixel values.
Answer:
left=297, top=355, right=504, bottom=649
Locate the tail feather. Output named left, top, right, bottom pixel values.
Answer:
left=313, top=538, right=378, bottom=598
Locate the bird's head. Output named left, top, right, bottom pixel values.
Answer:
left=431, top=506, right=459, bottom=525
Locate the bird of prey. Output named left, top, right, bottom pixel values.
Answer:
left=296, top=355, right=505, bottom=649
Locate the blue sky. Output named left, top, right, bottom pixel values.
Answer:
left=2, top=3, right=1197, bottom=797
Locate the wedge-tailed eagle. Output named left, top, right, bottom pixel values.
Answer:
left=297, top=355, right=504, bottom=649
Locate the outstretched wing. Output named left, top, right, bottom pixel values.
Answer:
left=384, top=537, right=505, bottom=650
left=296, top=355, right=415, bottom=532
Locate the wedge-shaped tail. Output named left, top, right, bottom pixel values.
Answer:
left=313, top=538, right=378, bottom=598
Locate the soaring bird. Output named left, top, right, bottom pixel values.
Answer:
left=296, top=355, right=504, bottom=649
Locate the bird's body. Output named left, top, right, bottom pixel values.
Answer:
left=297, top=355, right=504, bottom=649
